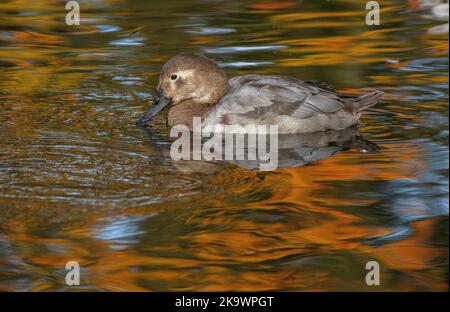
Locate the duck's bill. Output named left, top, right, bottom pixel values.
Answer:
left=136, top=93, right=172, bottom=125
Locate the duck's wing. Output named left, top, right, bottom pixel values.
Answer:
left=218, top=75, right=345, bottom=121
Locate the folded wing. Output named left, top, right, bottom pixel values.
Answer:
left=215, top=74, right=345, bottom=122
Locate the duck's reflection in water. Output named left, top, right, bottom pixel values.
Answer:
left=146, top=126, right=379, bottom=173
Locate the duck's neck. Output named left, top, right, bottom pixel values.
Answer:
left=167, top=100, right=212, bottom=130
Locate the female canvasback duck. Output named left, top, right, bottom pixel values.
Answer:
left=137, top=53, right=384, bottom=133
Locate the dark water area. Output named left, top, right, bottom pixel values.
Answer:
left=0, top=0, right=448, bottom=291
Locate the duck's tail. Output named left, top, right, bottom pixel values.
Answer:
left=351, top=91, right=384, bottom=113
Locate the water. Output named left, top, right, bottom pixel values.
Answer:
left=0, top=0, right=448, bottom=291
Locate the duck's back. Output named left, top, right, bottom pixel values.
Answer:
left=202, top=74, right=382, bottom=134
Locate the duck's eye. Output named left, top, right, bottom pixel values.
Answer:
left=170, top=74, right=178, bottom=80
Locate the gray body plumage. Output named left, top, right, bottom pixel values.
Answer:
left=203, top=74, right=381, bottom=134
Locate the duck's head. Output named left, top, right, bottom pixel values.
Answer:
left=137, top=53, right=229, bottom=125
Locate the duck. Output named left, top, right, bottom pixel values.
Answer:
left=137, top=53, right=384, bottom=134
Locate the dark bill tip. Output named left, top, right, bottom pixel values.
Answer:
left=136, top=93, right=172, bottom=126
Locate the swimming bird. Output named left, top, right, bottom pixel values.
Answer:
left=137, top=53, right=383, bottom=134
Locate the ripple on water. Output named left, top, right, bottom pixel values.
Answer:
left=220, top=61, right=275, bottom=68
left=94, top=25, right=122, bottom=33
left=110, top=38, right=146, bottom=46
left=204, top=45, right=288, bottom=54
left=0, top=131, right=211, bottom=211
left=93, top=215, right=155, bottom=250
left=186, top=27, right=236, bottom=35
left=400, top=57, right=449, bottom=72
left=112, top=75, right=145, bottom=86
